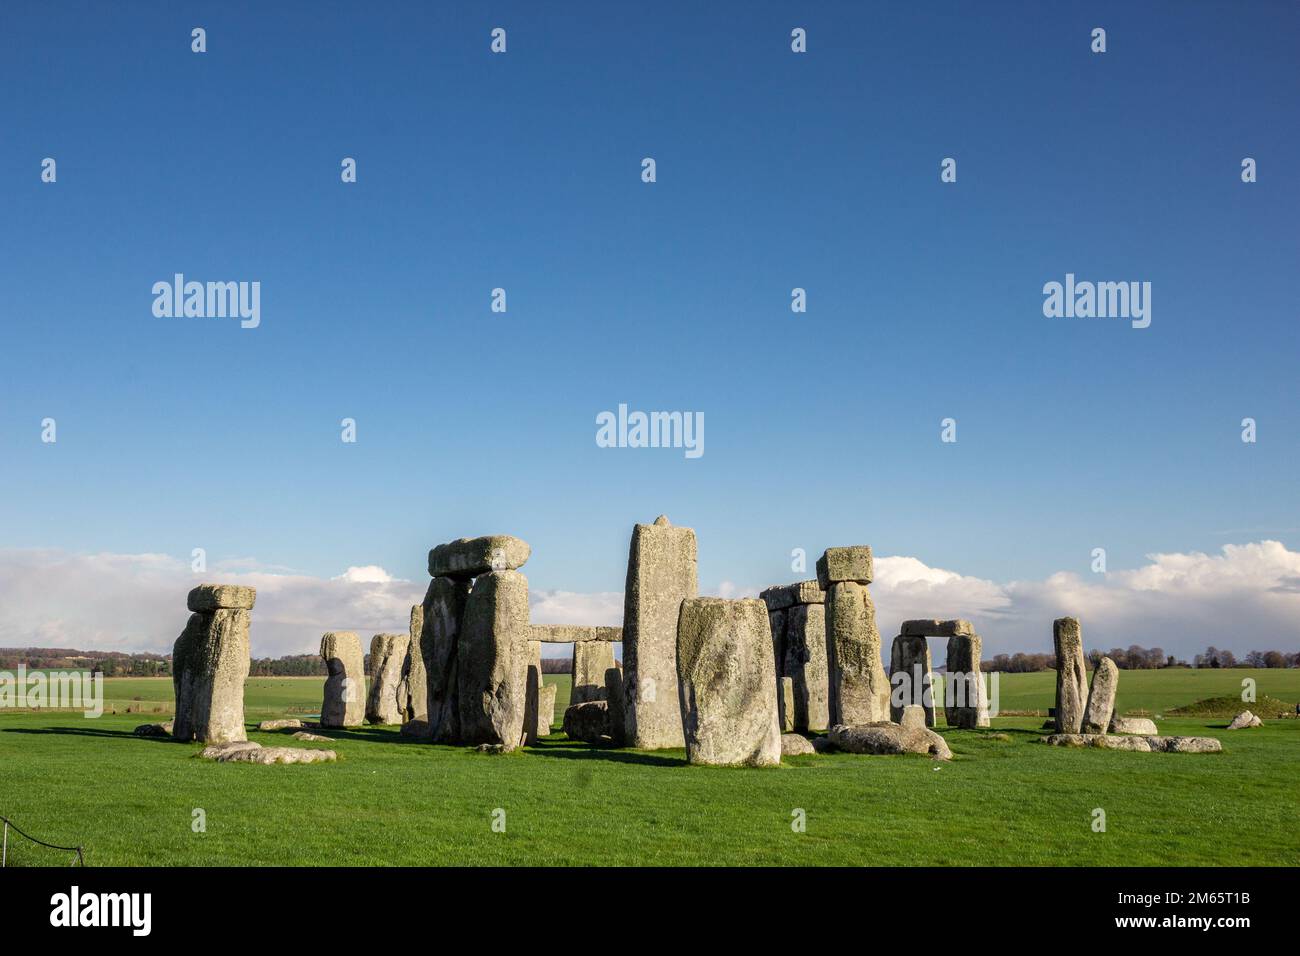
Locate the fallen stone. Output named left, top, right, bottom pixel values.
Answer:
left=825, top=581, right=890, bottom=725
left=1052, top=617, right=1089, bottom=734
left=198, top=741, right=262, bottom=759
left=211, top=745, right=338, bottom=765
left=134, top=722, right=173, bottom=737
left=173, top=599, right=252, bottom=744
left=1109, top=716, right=1158, bottom=735
left=186, top=584, right=257, bottom=612
left=898, top=704, right=927, bottom=731
left=900, top=619, right=974, bottom=638
left=816, top=547, right=873, bottom=589
left=676, top=597, right=781, bottom=767
left=622, top=515, right=697, bottom=749
left=563, top=700, right=613, bottom=743
left=421, top=576, right=471, bottom=744
left=1040, top=733, right=1221, bottom=753
left=366, top=633, right=410, bottom=725
left=810, top=735, right=836, bottom=754
left=828, top=722, right=952, bottom=760
left=320, top=631, right=366, bottom=728
left=458, top=569, right=529, bottom=750
left=474, top=743, right=507, bottom=754
left=257, top=719, right=303, bottom=731
left=781, top=733, right=816, bottom=756
left=428, top=535, right=530, bottom=579
left=400, top=719, right=432, bottom=739
left=1227, top=710, right=1262, bottom=730
left=572, top=640, right=615, bottom=704
left=1082, top=656, right=1118, bottom=734
left=291, top=731, right=333, bottom=742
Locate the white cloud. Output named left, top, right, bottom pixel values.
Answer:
left=1, top=542, right=1297, bottom=660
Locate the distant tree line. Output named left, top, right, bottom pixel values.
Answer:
left=983, top=645, right=1298, bottom=672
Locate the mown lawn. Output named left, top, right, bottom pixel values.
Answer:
left=1, top=672, right=1295, bottom=866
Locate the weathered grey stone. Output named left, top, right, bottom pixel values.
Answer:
left=366, top=633, right=409, bottom=725
left=320, top=631, right=366, bottom=728
left=1082, top=656, right=1118, bottom=734
left=768, top=608, right=788, bottom=682
left=1042, top=733, right=1221, bottom=754
left=898, top=704, right=927, bottom=731
left=458, top=569, right=529, bottom=750
left=1155, top=736, right=1223, bottom=753
left=572, top=641, right=615, bottom=704
left=291, top=731, right=333, bottom=742
left=759, top=585, right=797, bottom=612
left=202, top=741, right=338, bottom=765
left=900, top=619, right=974, bottom=638
left=622, top=515, right=698, bottom=749
left=1052, top=617, right=1089, bottom=734
left=784, top=602, right=829, bottom=732
left=421, top=576, right=471, bottom=744
left=402, top=604, right=427, bottom=721
left=535, top=683, right=557, bottom=739
left=187, top=584, right=257, bottom=612
left=1227, top=710, right=1262, bottom=730
left=779, top=676, right=795, bottom=733
left=428, top=535, right=530, bottom=579
left=257, top=718, right=303, bottom=731
left=198, top=740, right=261, bottom=759
left=810, top=735, right=836, bottom=753
left=400, top=718, right=432, bottom=739
left=676, top=597, right=781, bottom=767
left=781, top=733, right=816, bottom=756
left=825, top=581, right=889, bottom=725
left=563, top=700, right=613, bottom=743
left=528, top=640, right=543, bottom=687
left=604, top=666, right=625, bottom=744
left=889, top=634, right=935, bottom=726
left=529, top=625, right=623, bottom=643
left=173, top=602, right=251, bottom=744
left=828, top=722, right=952, bottom=760
left=944, top=633, right=989, bottom=728
left=816, top=547, right=873, bottom=589
left=134, top=722, right=173, bottom=737
left=1109, top=716, right=1158, bottom=735
left=791, top=580, right=826, bottom=605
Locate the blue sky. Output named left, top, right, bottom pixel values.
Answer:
left=1, top=2, right=1298, bottom=655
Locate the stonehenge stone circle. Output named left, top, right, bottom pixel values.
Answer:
left=828, top=722, right=953, bottom=760
left=366, top=633, right=409, bottom=725
left=428, top=535, right=531, bottom=579
left=320, top=631, right=366, bottom=728
left=889, top=633, right=935, bottom=726
left=1081, top=656, right=1118, bottom=734
left=402, top=604, right=427, bottom=721
left=675, top=597, right=781, bottom=767
left=421, top=575, right=471, bottom=743
left=172, top=584, right=254, bottom=744
left=1052, top=617, right=1089, bottom=734
left=816, top=546, right=874, bottom=590
left=458, top=569, right=529, bottom=749
left=622, top=515, right=698, bottom=749
left=944, top=632, right=989, bottom=728
left=824, top=573, right=890, bottom=726
left=572, top=640, right=616, bottom=704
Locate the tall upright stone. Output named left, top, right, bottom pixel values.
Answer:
left=401, top=604, right=427, bottom=721
left=604, top=666, right=625, bottom=744
left=676, top=598, right=780, bottom=767
left=172, top=585, right=254, bottom=744
left=458, top=569, right=529, bottom=749
left=421, top=576, right=471, bottom=743
left=572, top=641, right=615, bottom=704
left=821, top=549, right=889, bottom=725
left=1053, top=617, right=1089, bottom=734
left=622, top=515, right=698, bottom=749
left=320, top=631, right=366, bottom=728
left=784, top=601, right=829, bottom=732
left=889, top=634, right=935, bottom=726
left=944, top=633, right=989, bottom=728
left=366, top=633, right=409, bottom=725
left=1082, top=655, right=1118, bottom=734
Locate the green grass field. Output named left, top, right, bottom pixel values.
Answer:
left=2, top=670, right=1296, bottom=866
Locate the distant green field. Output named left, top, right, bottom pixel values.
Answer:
left=1, top=669, right=1295, bottom=866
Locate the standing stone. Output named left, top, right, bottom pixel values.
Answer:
left=784, top=602, right=829, bottom=732
left=676, top=598, right=780, bottom=767
left=421, top=576, right=471, bottom=743
left=366, top=633, right=409, bottom=725
left=945, top=633, right=989, bottom=728
left=1053, top=617, right=1089, bottom=734
left=525, top=681, right=557, bottom=744
left=528, top=640, right=543, bottom=687
left=825, top=581, right=890, bottom=725
left=768, top=609, right=788, bottom=682
left=320, top=631, right=366, bottom=728
left=889, top=634, right=935, bottom=727
left=899, top=703, right=927, bottom=731
left=172, top=585, right=254, bottom=744
left=572, top=640, right=615, bottom=704
left=458, top=569, right=529, bottom=749
left=779, top=676, right=795, bottom=733
left=402, top=604, right=428, bottom=721
left=622, top=515, right=698, bottom=749
left=604, top=666, right=625, bottom=744
left=1082, top=656, right=1118, bottom=734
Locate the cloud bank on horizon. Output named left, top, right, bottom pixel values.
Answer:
left=2, top=542, right=1297, bottom=662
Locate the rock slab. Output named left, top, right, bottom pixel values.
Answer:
left=1082, top=656, right=1118, bottom=734
left=825, top=581, right=890, bottom=725
left=458, top=569, right=529, bottom=750
left=320, top=631, right=366, bottom=728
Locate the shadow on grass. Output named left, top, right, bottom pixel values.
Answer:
left=0, top=726, right=188, bottom=744
left=523, top=736, right=685, bottom=768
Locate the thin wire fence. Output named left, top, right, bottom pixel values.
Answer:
left=0, top=816, right=85, bottom=867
